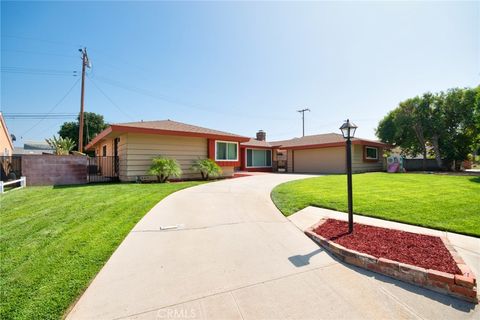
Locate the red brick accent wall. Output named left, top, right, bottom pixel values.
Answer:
left=305, top=220, right=478, bottom=303
left=21, top=155, right=88, bottom=186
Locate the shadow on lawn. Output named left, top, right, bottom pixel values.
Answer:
left=308, top=248, right=476, bottom=312
left=52, top=182, right=126, bottom=189
left=469, top=177, right=480, bottom=183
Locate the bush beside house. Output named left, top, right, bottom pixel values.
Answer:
left=191, top=158, right=222, bottom=180
left=148, top=156, right=182, bottom=182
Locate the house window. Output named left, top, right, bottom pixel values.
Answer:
left=246, top=149, right=272, bottom=167
left=365, top=146, right=378, bottom=160
left=102, top=145, right=107, bottom=157
left=215, top=141, right=238, bottom=161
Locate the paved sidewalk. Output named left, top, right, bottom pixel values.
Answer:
left=67, top=174, right=479, bottom=320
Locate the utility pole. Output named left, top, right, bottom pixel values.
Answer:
left=78, top=48, right=91, bottom=153
left=297, top=108, right=310, bottom=137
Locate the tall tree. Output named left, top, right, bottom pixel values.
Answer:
left=58, top=112, right=108, bottom=150
left=377, top=97, right=429, bottom=169
left=439, top=88, right=479, bottom=169
left=376, top=86, right=480, bottom=171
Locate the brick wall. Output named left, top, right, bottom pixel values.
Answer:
left=21, top=155, right=88, bottom=186
left=305, top=219, right=478, bottom=303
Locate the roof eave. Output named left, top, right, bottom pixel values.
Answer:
left=86, top=124, right=249, bottom=150
left=112, top=125, right=249, bottom=142
left=280, top=139, right=388, bottom=150
left=85, top=126, right=113, bottom=151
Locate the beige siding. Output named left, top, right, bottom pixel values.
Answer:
left=287, top=150, right=293, bottom=172
left=123, top=133, right=208, bottom=181
left=221, top=166, right=234, bottom=177
left=118, top=134, right=128, bottom=180
left=0, top=120, right=13, bottom=156
left=292, top=147, right=346, bottom=173
left=352, top=144, right=384, bottom=172
left=96, top=139, right=114, bottom=157
left=288, top=145, right=384, bottom=174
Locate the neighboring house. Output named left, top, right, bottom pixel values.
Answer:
left=272, top=133, right=386, bottom=174
left=85, top=119, right=388, bottom=181
left=13, top=141, right=54, bottom=155
left=85, top=120, right=250, bottom=181
left=0, top=112, right=14, bottom=156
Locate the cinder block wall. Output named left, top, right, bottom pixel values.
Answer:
left=21, top=155, right=88, bottom=186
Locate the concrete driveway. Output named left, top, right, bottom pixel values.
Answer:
left=67, top=174, right=478, bottom=320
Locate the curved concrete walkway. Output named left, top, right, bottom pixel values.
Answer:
left=68, top=174, right=478, bottom=320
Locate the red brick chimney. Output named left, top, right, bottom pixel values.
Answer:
left=256, top=130, right=266, bottom=141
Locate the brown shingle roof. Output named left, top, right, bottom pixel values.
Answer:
left=271, top=133, right=386, bottom=149
left=85, top=119, right=249, bottom=150
left=116, top=120, right=246, bottom=138
left=240, top=138, right=278, bottom=148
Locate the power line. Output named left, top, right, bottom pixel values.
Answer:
left=1, top=71, right=77, bottom=76
left=3, top=113, right=77, bottom=119
left=1, top=49, right=78, bottom=58
left=2, top=66, right=77, bottom=72
left=1, top=67, right=78, bottom=76
left=87, top=75, right=134, bottom=121
left=20, top=78, right=81, bottom=138
left=92, top=74, right=290, bottom=121
left=2, top=34, right=83, bottom=48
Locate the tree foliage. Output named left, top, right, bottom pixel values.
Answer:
left=45, top=136, right=76, bottom=155
left=148, top=156, right=182, bottom=183
left=376, top=86, right=480, bottom=170
left=58, top=112, right=108, bottom=149
left=191, top=158, right=222, bottom=180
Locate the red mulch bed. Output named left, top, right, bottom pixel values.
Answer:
left=314, top=219, right=461, bottom=275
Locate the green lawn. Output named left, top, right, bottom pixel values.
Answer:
left=271, top=173, right=480, bottom=237
left=0, top=182, right=204, bottom=320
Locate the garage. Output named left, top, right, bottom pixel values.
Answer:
left=289, top=146, right=346, bottom=173
left=277, top=133, right=386, bottom=174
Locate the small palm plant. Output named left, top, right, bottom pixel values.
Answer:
left=148, top=156, right=182, bottom=183
left=45, top=136, right=76, bottom=155
left=191, top=158, right=222, bottom=180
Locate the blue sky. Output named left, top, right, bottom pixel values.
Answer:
left=1, top=1, right=478, bottom=147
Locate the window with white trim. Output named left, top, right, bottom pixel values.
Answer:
left=246, top=149, right=272, bottom=167
left=365, top=146, right=378, bottom=160
left=215, top=141, right=238, bottom=161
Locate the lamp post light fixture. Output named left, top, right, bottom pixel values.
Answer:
left=340, top=119, right=358, bottom=233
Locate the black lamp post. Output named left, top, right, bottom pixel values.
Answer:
left=340, top=119, right=357, bottom=233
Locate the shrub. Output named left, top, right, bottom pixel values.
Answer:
left=191, top=158, right=222, bottom=180
left=148, top=156, right=182, bottom=183
left=45, top=136, right=76, bottom=155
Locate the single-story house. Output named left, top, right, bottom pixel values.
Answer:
left=272, top=133, right=386, bottom=174
left=85, top=120, right=387, bottom=181
left=85, top=120, right=250, bottom=181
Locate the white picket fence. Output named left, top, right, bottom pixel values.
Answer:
left=0, top=176, right=26, bottom=194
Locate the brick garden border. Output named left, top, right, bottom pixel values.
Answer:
left=305, top=219, right=478, bottom=304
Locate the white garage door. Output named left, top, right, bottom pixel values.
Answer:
left=293, top=147, right=346, bottom=173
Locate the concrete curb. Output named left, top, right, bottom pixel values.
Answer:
left=305, top=219, right=478, bottom=304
